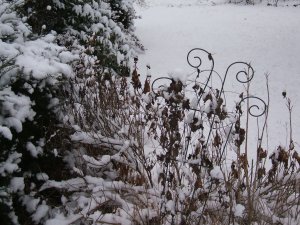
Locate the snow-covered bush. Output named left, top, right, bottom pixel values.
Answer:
left=44, top=48, right=300, bottom=224
left=20, top=0, right=141, bottom=75
left=1, top=0, right=139, bottom=224
left=0, top=0, right=77, bottom=223
left=48, top=30, right=300, bottom=225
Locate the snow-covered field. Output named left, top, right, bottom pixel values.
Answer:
left=135, top=1, right=300, bottom=152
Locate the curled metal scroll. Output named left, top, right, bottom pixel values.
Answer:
left=238, top=96, right=267, bottom=117
left=151, top=77, right=174, bottom=95
left=151, top=48, right=216, bottom=96
left=219, top=96, right=267, bottom=163
left=187, top=48, right=216, bottom=110
left=187, top=48, right=214, bottom=70
left=219, top=62, right=255, bottom=97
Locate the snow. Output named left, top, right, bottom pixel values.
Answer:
left=135, top=2, right=300, bottom=150
left=0, top=152, right=21, bottom=176
left=142, top=0, right=215, bottom=7
left=9, top=177, right=24, bottom=193
left=83, top=154, right=111, bottom=168
left=36, top=173, right=49, bottom=181
left=0, top=40, right=19, bottom=61
left=0, top=125, right=12, bottom=140
left=168, top=68, right=188, bottom=83
left=15, top=34, right=75, bottom=79
left=234, top=203, right=245, bottom=217
left=45, top=214, right=82, bottom=225
left=166, top=200, right=175, bottom=214
left=58, top=51, right=80, bottom=63
left=32, top=203, right=49, bottom=223
left=0, top=86, right=36, bottom=140
left=22, top=195, right=40, bottom=213
left=5, top=117, right=22, bottom=133
left=0, top=23, right=14, bottom=36
left=210, top=166, right=223, bottom=179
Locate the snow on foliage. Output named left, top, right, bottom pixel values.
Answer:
left=55, top=43, right=300, bottom=224
left=0, top=152, right=21, bottom=176
left=9, top=177, right=24, bottom=193
left=1, top=0, right=140, bottom=224
left=0, top=0, right=75, bottom=140
left=0, top=1, right=79, bottom=223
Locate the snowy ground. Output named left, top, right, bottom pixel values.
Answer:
left=135, top=1, right=300, bottom=153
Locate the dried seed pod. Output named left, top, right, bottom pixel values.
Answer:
left=131, top=69, right=141, bottom=89
left=143, top=78, right=150, bottom=94
left=257, top=147, right=267, bottom=161
left=166, top=190, right=172, bottom=201
left=257, top=167, right=266, bottom=179
left=278, top=147, right=289, bottom=169
left=239, top=153, right=248, bottom=170
left=292, top=151, right=300, bottom=165
left=213, top=132, right=222, bottom=148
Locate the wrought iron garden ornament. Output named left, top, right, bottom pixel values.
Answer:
left=150, top=48, right=267, bottom=165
